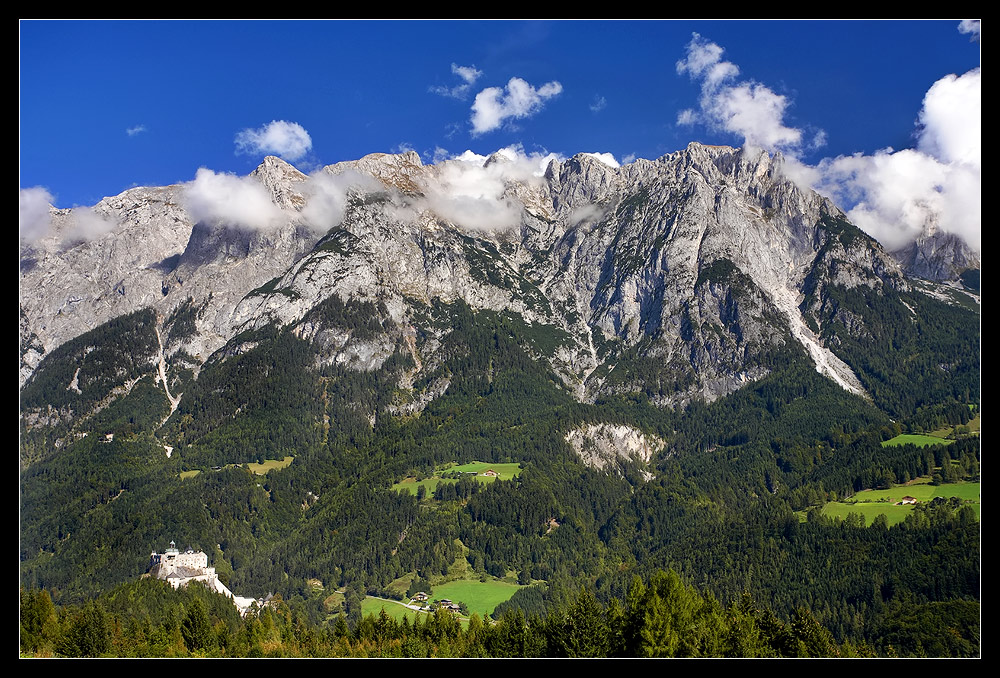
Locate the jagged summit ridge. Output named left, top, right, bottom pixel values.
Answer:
left=21, top=144, right=921, bottom=405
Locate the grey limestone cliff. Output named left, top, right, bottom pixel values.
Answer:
left=20, top=143, right=922, bottom=411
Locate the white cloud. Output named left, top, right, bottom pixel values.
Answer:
left=453, top=63, right=482, bottom=85
left=818, top=149, right=965, bottom=250
left=567, top=203, right=606, bottom=226
left=916, top=68, right=980, bottom=166
left=470, top=77, right=563, bottom=135
left=431, top=146, right=451, bottom=164
left=622, top=153, right=637, bottom=164
left=812, top=69, right=981, bottom=252
left=451, top=149, right=490, bottom=165
left=19, top=187, right=54, bottom=243
left=493, top=144, right=563, bottom=176
left=67, top=207, right=117, bottom=243
left=235, top=120, right=313, bottom=161
left=409, top=145, right=612, bottom=231
left=958, top=19, right=981, bottom=40
left=20, top=188, right=122, bottom=245
left=713, top=82, right=802, bottom=150
left=300, top=169, right=380, bottom=234
left=590, top=95, right=607, bottom=113
left=430, top=63, right=484, bottom=99
left=775, top=154, right=821, bottom=189
left=419, top=145, right=561, bottom=230
left=126, top=124, right=147, bottom=137
left=676, top=33, right=807, bottom=152
left=676, top=109, right=698, bottom=126
left=183, top=168, right=285, bottom=230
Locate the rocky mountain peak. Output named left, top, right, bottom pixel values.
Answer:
left=546, top=154, right=621, bottom=212
left=250, top=155, right=308, bottom=210
left=892, top=230, right=981, bottom=283
left=673, top=142, right=774, bottom=190
left=327, top=151, right=425, bottom=194
left=483, top=149, right=516, bottom=168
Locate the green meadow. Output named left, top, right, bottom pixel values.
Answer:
left=245, top=456, right=294, bottom=475
left=819, top=480, right=980, bottom=526
left=392, top=477, right=446, bottom=496
left=821, top=502, right=914, bottom=526
left=429, top=579, right=524, bottom=617
left=179, top=456, right=294, bottom=480
left=361, top=596, right=428, bottom=623
left=450, top=462, right=522, bottom=480
left=393, top=461, right=523, bottom=495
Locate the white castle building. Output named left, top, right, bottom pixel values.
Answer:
left=148, top=541, right=270, bottom=617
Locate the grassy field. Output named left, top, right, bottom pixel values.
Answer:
left=930, top=482, right=981, bottom=502
left=882, top=434, right=954, bottom=448
left=819, top=480, right=980, bottom=526
left=844, top=480, right=980, bottom=503
left=392, top=461, right=523, bottom=495
left=393, top=477, right=446, bottom=496
left=245, top=456, right=294, bottom=475
left=821, top=502, right=914, bottom=526
left=885, top=410, right=980, bottom=447
left=360, top=596, right=429, bottom=623
left=430, top=579, right=524, bottom=617
left=449, top=462, right=522, bottom=480
left=371, top=549, right=523, bottom=620
left=179, top=457, right=294, bottom=480
left=358, top=584, right=523, bottom=626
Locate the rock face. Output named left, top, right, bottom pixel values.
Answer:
left=564, top=423, right=665, bottom=476
left=892, top=230, right=981, bottom=283
left=20, top=143, right=926, bottom=410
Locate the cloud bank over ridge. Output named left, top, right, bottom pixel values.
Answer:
left=675, top=32, right=981, bottom=253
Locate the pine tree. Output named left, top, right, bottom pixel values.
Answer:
left=181, top=598, right=213, bottom=653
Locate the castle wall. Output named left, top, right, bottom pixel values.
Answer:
left=150, top=545, right=261, bottom=617
left=174, top=551, right=208, bottom=569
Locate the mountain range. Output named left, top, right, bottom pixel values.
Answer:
left=18, top=143, right=978, bottom=396
left=18, top=143, right=980, bottom=653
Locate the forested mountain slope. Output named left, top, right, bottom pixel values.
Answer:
left=19, top=144, right=980, bottom=656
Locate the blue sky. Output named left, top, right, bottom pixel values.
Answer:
left=19, top=20, right=981, bottom=249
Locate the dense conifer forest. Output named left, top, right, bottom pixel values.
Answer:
left=23, top=567, right=978, bottom=658
left=20, top=283, right=980, bottom=657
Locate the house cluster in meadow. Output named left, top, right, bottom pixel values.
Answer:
left=409, top=592, right=461, bottom=615
left=147, top=541, right=272, bottom=616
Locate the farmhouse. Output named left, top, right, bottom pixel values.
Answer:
left=482, top=469, right=499, bottom=477
left=147, top=541, right=270, bottom=617
left=899, top=496, right=918, bottom=505
left=435, top=598, right=461, bottom=613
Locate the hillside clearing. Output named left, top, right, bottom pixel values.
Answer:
left=430, top=579, right=524, bottom=617
left=393, top=461, right=523, bottom=495
left=817, top=480, right=980, bottom=526
left=246, top=456, right=294, bottom=475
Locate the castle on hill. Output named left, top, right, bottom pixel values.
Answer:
left=147, top=541, right=271, bottom=617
